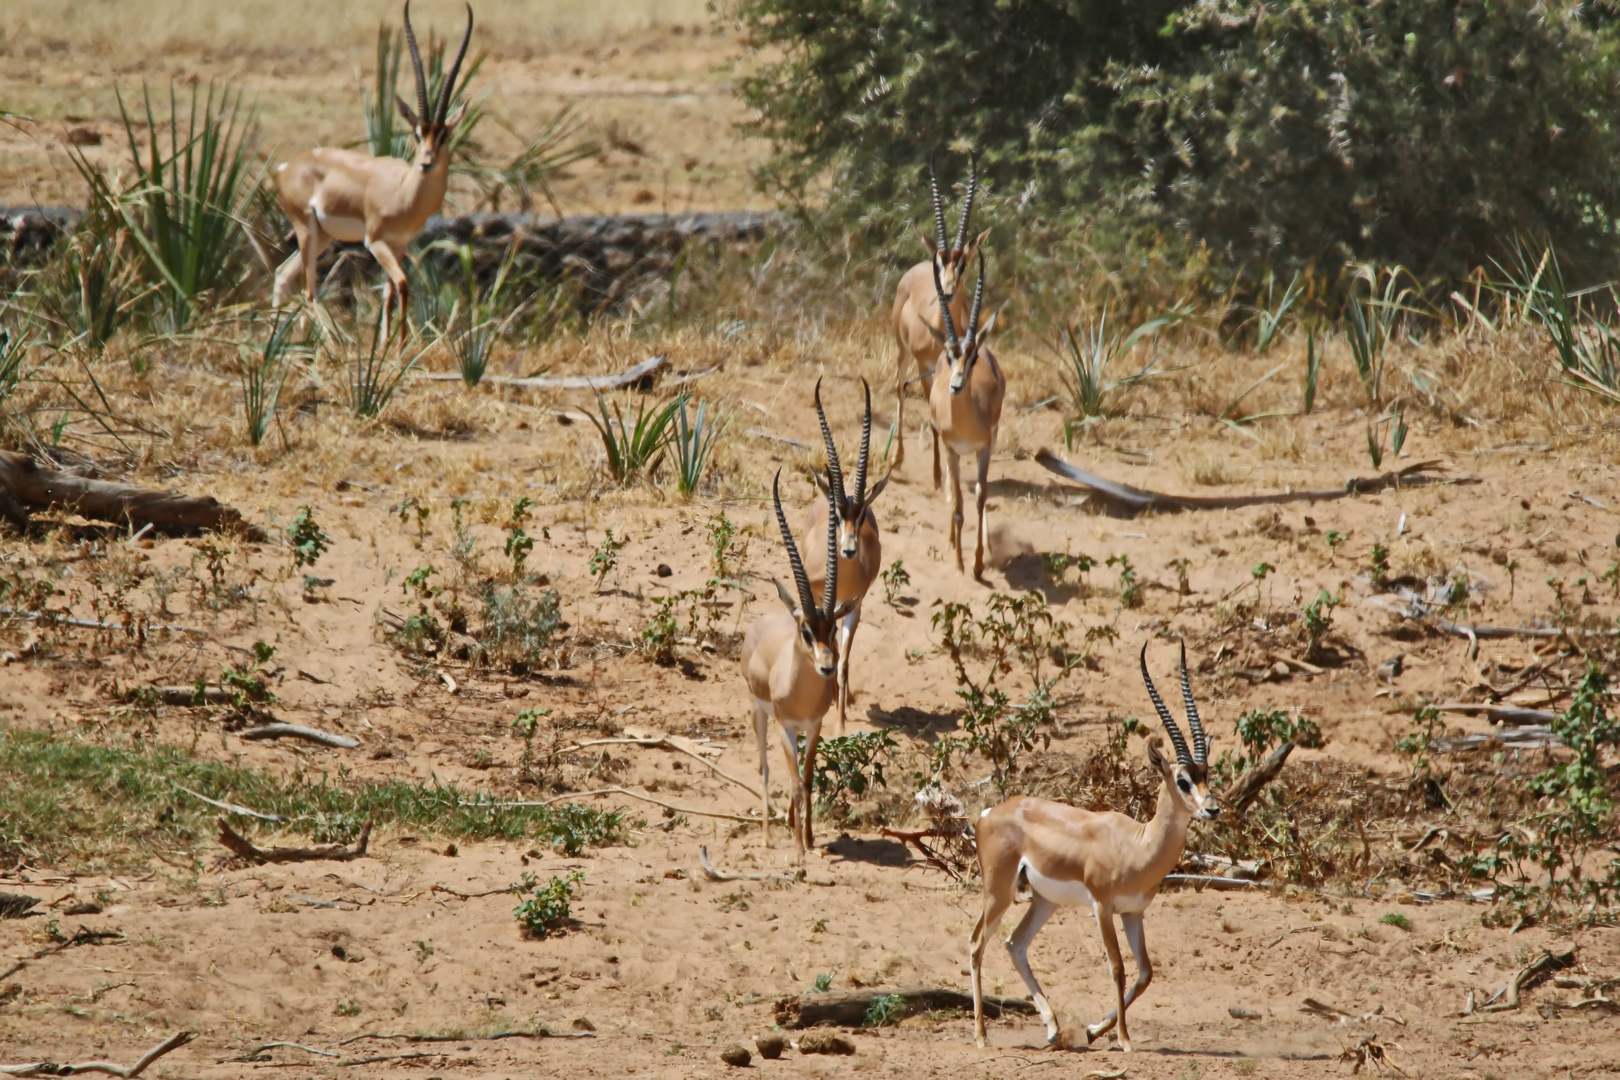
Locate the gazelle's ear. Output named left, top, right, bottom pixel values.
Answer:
left=914, top=224, right=937, bottom=257
left=395, top=95, right=421, bottom=128
left=977, top=308, right=1000, bottom=341
left=966, top=227, right=992, bottom=258
left=866, top=471, right=892, bottom=504
left=812, top=471, right=830, bottom=497
left=443, top=101, right=468, bottom=130
left=771, top=577, right=801, bottom=616
left=833, top=599, right=858, bottom=620
left=1144, top=733, right=1171, bottom=776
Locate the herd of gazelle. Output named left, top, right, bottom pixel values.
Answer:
left=270, top=10, right=1223, bottom=1049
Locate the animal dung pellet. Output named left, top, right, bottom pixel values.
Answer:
left=755, top=1034, right=786, bottom=1059
left=720, top=1043, right=752, bottom=1067
left=797, top=1032, right=855, bottom=1055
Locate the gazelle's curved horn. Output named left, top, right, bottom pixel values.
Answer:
left=931, top=259, right=960, bottom=350
left=854, top=377, right=872, bottom=505
left=822, top=466, right=839, bottom=616
left=1179, top=642, right=1208, bottom=763
left=813, top=377, right=846, bottom=504
left=772, top=472, right=815, bottom=617
left=1140, top=643, right=1193, bottom=765
left=953, top=151, right=979, bottom=252
left=929, top=148, right=949, bottom=254
left=435, top=3, right=474, bottom=126
left=966, top=251, right=986, bottom=345
left=402, top=1, right=429, bottom=126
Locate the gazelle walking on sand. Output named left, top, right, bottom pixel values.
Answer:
left=970, top=644, right=1222, bottom=1052
left=929, top=252, right=1004, bottom=580
left=802, top=377, right=890, bottom=735
left=272, top=1, right=473, bottom=346
left=891, top=152, right=989, bottom=483
left=742, top=472, right=853, bottom=860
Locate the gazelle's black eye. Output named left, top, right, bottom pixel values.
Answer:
left=1177, top=777, right=1192, bottom=793
left=801, top=627, right=813, bottom=647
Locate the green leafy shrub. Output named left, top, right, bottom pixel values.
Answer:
left=514, top=871, right=584, bottom=938
left=813, top=728, right=898, bottom=814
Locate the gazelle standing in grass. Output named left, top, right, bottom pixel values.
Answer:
left=742, top=472, right=853, bottom=860
left=891, top=152, right=989, bottom=483
left=801, top=377, right=890, bottom=735
left=272, top=1, right=473, bottom=346
left=929, top=252, right=1004, bottom=580
left=969, top=644, right=1222, bottom=1052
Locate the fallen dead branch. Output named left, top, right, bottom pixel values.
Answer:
left=1482, top=946, right=1576, bottom=1012
left=563, top=736, right=762, bottom=799
left=1431, top=726, right=1562, bottom=753
left=1302, top=997, right=1407, bottom=1027
left=0, top=1030, right=192, bottom=1077
left=0, top=893, right=38, bottom=919
left=0, top=925, right=124, bottom=983
left=173, top=785, right=285, bottom=822
left=423, top=353, right=667, bottom=390
left=1034, top=450, right=1474, bottom=516
left=774, top=986, right=1036, bottom=1028
left=0, top=451, right=255, bottom=535
left=1340, top=1033, right=1405, bottom=1076
left=336, top=1030, right=594, bottom=1046
left=229, top=1041, right=340, bottom=1062
left=1162, top=874, right=1289, bottom=891
left=501, top=787, right=783, bottom=824
left=123, top=684, right=237, bottom=706
left=1429, top=703, right=1560, bottom=725
left=0, top=607, right=203, bottom=637
left=1224, top=740, right=1295, bottom=813
left=239, top=724, right=361, bottom=749
left=216, top=817, right=371, bottom=865
left=699, top=845, right=833, bottom=887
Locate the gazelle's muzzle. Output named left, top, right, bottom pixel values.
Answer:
left=948, top=355, right=970, bottom=394
left=1194, top=788, right=1222, bottom=820
left=812, top=641, right=837, bottom=678
left=837, top=519, right=859, bottom=560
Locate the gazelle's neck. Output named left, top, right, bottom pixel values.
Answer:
left=1142, top=781, right=1195, bottom=861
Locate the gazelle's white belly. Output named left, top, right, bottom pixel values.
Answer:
left=310, top=201, right=367, bottom=243
left=1020, top=857, right=1095, bottom=909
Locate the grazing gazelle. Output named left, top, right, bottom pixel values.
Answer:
left=929, top=251, right=1004, bottom=580
left=272, top=1, right=473, bottom=345
left=801, top=377, right=891, bottom=735
left=742, top=472, right=853, bottom=860
left=970, top=644, right=1222, bottom=1052
left=891, top=151, right=989, bottom=483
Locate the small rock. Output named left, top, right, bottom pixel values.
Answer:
left=442, top=843, right=458, bottom=857
left=656, top=564, right=673, bottom=577
left=1229, top=1006, right=1261, bottom=1020
left=571, top=1016, right=596, bottom=1032
left=798, top=1032, right=855, bottom=1055
left=755, top=1034, right=786, bottom=1059
left=720, top=1043, right=751, bottom=1067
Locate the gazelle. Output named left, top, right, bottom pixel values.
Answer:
left=929, top=252, right=1004, bottom=580
left=969, top=644, right=1222, bottom=1052
left=742, top=472, right=854, bottom=860
left=891, top=152, right=989, bottom=483
left=801, top=377, right=891, bottom=735
left=271, top=1, right=473, bottom=345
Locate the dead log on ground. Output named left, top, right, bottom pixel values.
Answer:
left=0, top=451, right=256, bottom=535
left=217, top=818, right=371, bottom=865
left=1431, top=726, right=1562, bottom=752
left=0, top=1030, right=193, bottom=1078
left=1034, top=449, right=1476, bottom=516
left=1224, top=740, right=1295, bottom=813
left=423, top=354, right=667, bottom=390
left=239, top=724, right=360, bottom=749
left=773, top=985, right=1036, bottom=1029
left=1483, top=946, right=1576, bottom=1011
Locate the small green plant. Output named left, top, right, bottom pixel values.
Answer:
left=1302, top=326, right=1321, bottom=414
left=881, top=559, right=911, bottom=606
left=1325, top=529, right=1346, bottom=564
left=1106, top=553, right=1142, bottom=609
left=508, top=872, right=540, bottom=895
left=1344, top=264, right=1415, bottom=407
left=504, top=496, right=536, bottom=577
left=1370, top=542, right=1390, bottom=587
left=287, top=505, right=331, bottom=571
left=1051, top=302, right=1184, bottom=429
left=1395, top=704, right=1442, bottom=771
left=414, top=940, right=435, bottom=964
left=402, top=564, right=440, bottom=599
left=862, top=992, right=907, bottom=1027
left=589, top=529, right=625, bottom=591
left=672, top=396, right=725, bottom=498
left=335, top=1000, right=362, bottom=1017
left=1300, top=589, right=1341, bottom=658
left=514, top=871, right=584, bottom=938
left=239, top=311, right=316, bottom=447
left=512, top=707, right=552, bottom=782
left=1232, top=706, right=1322, bottom=771
left=706, top=510, right=745, bottom=579
left=1365, top=401, right=1407, bottom=469
left=811, top=970, right=836, bottom=993
left=219, top=641, right=278, bottom=711
left=1249, top=561, right=1274, bottom=610
left=813, top=728, right=899, bottom=814
left=1379, top=911, right=1413, bottom=932
left=1168, top=556, right=1191, bottom=597
left=346, top=309, right=432, bottom=418
left=1249, top=270, right=1303, bottom=355
left=588, top=391, right=683, bottom=484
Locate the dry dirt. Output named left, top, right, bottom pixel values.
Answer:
left=1, top=334, right=1618, bottom=1078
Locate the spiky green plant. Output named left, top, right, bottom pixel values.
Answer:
left=671, top=396, right=725, bottom=498
left=239, top=311, right=318, bottom=447
left=587, top=391, right=684, bottom=484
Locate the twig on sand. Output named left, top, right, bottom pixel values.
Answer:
left=0, top=1030, right=193, bottom=1077
left=699, top=845, right=833, bottom=887
left=497, top=788, right=783, bottom=824
left=336, top=1030, right=594, bottom=1046
left=227, top=1042, right=340, bottom=1062
left=0, top=926, right=124, bottom=983
left=216, top=818, right=371, bottom=865
left=1162, top=875, right=1289, bottom=891
left=563, top=736, right=762, bottom=799
left=422, top=354, right=667, bottom=390
left=1482, top=946, right=1576, bottom=1012
left=239, top=723, right=361, bottom=749
left=0, top=607, right=203, bottom=638
left=173, top=784, right=285, bottom=822
left=1035, top=449, right=1475, bottom=516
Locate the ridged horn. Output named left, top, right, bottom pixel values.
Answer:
left=1140, top=643, right=1193, bottom=765
left=822, top=466, right=839, bottom=617
left=1179, top=642, right=1208, bottom=764
left=953, top=151, right=978, bottom=253
left=854, top=377, right=872, bottom=506
left=966, top=250, right=986, bottom=346
left=402, top=1, right=429, bottom=128
left=772, top=471, right=815, bottom=617
left=929, top=148, right=949, bottom=255
left=435, top=3, right=474, bottom=126
left=813, top=377, right=846, bottom=505
left=931, top=259, right=960, bottom=351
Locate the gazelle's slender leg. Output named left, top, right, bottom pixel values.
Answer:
left=368, top=238, right=410, bottom=348
left=300, top=207, right=328, bottom=303
left=932, top=419, right=942, bottom=491
left=1086, top=904, right=1133, bottom=1051
left=780, top=727, right=801, bottom=856
left=834, top=601, right=861, bottom=735
left=945, top=450, right=964, bottom=573
left=1083, top=912, right=1153, bottom=1043
left=973, top=445, right=992, bottom=581
left=970, top=874, right=1017, bottom=1048
left=893, top=341, right=908, bottom=470
left=799, top=720, right=821, bottom=855
left=753, top=699, right=771, bottom=848
left=1003, top=893, right=1061, bottom=1045
left=272, top=227, right=306, bottom=306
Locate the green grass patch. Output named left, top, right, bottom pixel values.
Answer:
left=1378, top=911, right=1413, bottom=932
left=0, top=727, right=625, bottom=871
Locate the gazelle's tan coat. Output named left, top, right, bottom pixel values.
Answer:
left=272, top=2, right=472, bottom=345
left=969, top=645, right=1221, bottom=1052
left=741, top=473, right=852, bottom=860
left=891, top=153, right=988, bottom=484
left=800, top=378, right=890, bottom=734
